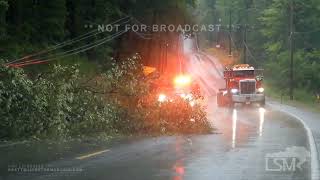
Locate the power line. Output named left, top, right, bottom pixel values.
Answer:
left=7, top=16, right=130, bottom=65
left=6, top=16, right=131, bottom=65
left=7, top=15, right=156, bottom=66
left=294, top=29, right=320, bottom=34
left=12, top=30, right=127, bottom=67
left=13, top=20, right=131, bottom=65
left=126, top=14, right=154, bottom=39
left=11, top=30, right=128, bottom=67
left=214, top=5, right=259, bottom=12
left=7, top=15, right=155, bottom=67
left=229, top=32, right=238, bottom=50
left=243, top=42, right=258, bottom=64
left=133, top=31, right=152, bottom=40
left=124, top=13, right=152, bottom=29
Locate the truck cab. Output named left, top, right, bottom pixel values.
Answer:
left=217, top=64, right=265, bottom=107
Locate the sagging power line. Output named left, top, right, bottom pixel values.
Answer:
left=6, top=16, right=131, bottom=66
left=5, top=15, right=158, bottom=67
left=11, top=30, right=128, bottom=68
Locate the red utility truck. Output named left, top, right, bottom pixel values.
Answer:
left=217, top=64, right=265, bottom=107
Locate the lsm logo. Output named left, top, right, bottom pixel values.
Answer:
left=265, top=146, right=310, bottom=172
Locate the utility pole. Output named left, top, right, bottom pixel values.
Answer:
left=216, top=18, right=221, bottom=48
left=243, top=26, right=247, bottom=64
left=243, top=4, right=248, bottom=64
left=289, top=0, right=294, bottom=100
left=229, top=8, right=232, bottom=57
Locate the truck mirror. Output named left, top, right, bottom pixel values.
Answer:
left=256, top=75, right=264, bottom=81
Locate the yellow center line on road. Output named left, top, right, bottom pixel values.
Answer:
left=76, top=149, right=110, bottom=160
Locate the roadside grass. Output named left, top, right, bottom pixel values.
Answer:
left=265, top=80, right=320, bottom=113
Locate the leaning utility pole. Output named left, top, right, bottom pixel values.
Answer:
left=289, top=0, right=294, bottom=100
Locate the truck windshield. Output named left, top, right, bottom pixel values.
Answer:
left=233, top=70, right=254, bottom=77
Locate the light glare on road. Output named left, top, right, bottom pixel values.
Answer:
left=232, top=109, right=238, bottom=148
left=259, top=108, right=266, bottom=137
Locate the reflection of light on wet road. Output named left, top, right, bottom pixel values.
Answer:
left=232, top=109, right=238, bottom=148
left=259, top=108, right=266, bottom=137
left=173, top=162, right=185, bottom=180
left=173, top=138, right=185, bottom=180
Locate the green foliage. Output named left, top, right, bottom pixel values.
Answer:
left=103, top=55, right=148, bottom=96
left=0, top=61, right=41, bottom=138
left=154, top=99, right=210, bottom=134
left=0, top=62, right=123, bottom=139
left=207, top=0, right=320, bottom=98
left=0, top=55, right=211, bottom=140
left=134, top=93, right=210, bottom=135
left=259, top=0, right=320, bottom=95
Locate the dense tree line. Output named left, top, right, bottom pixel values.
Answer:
left=2, top=0, right=319, bottom=98
left=0, top=0, right=196, bottom=72
left=196, top=0, right=320, bottom=100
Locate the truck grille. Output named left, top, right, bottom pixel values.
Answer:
left=240, top=81, right=256, bottom=94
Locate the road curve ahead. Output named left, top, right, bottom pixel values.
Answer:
left=1, top=97, right=311, bottom=180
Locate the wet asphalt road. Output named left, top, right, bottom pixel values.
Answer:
left=0, top=98, right=311, bottom=180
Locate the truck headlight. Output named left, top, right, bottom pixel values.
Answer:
left=257, top=88, right=264, bottom=93
left=231, top=89, right=239, bottom=94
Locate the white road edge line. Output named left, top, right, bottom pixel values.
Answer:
left=268, top=103, right=320, bottom=180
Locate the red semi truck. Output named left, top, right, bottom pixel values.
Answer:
left=217, top=64, right=265, bottom=107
